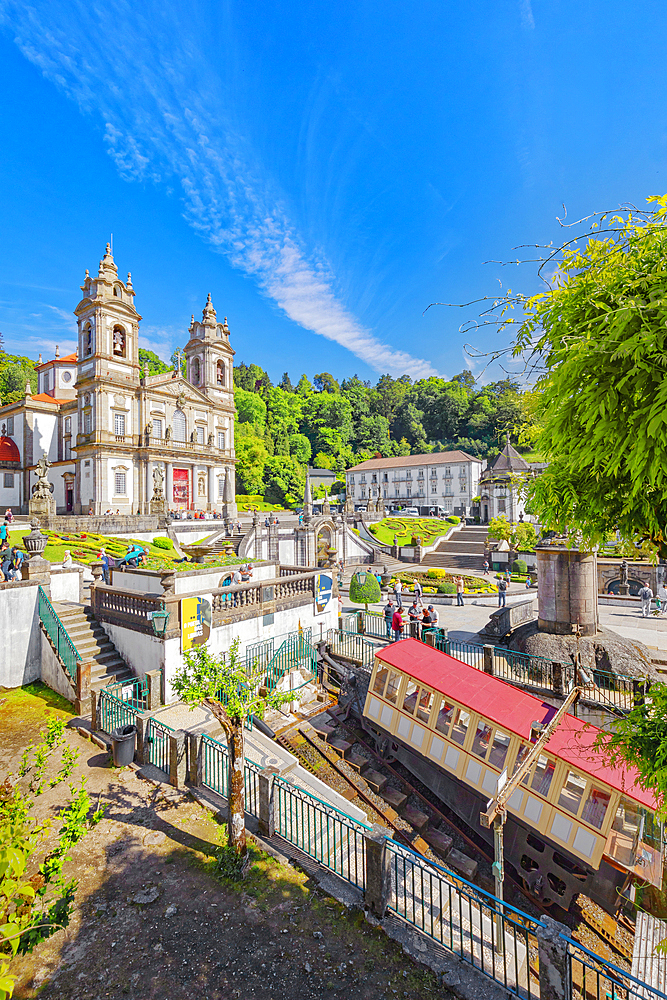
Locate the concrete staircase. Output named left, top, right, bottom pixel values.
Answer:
left=54, top=604, right=132, bottom=692
left=209, top=532, right=245, bottom=555
left=420, top=525, right=488, bottom=571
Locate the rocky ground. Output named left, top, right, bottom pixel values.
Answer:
left=1, top=684, right=454, bottom=1000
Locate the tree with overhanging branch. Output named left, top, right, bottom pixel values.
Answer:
left=170, top=638, right=294, bottom=859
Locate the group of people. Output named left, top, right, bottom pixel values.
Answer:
left=0, top=517, right=23, bottom=581
left=383, top=598, right=439, bottom=642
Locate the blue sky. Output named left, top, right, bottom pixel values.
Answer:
left=0, top=1, right=665, bottom=384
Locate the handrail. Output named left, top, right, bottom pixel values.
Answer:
left=38, top=585, right=81, bottom=681
left=561, top=933, right=667, bottom=1000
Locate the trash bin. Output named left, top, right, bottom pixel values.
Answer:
left=110, top=724, right=137, bottom=767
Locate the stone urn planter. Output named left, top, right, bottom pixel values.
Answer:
left=159, top=570, right=176, bottom=595
left=22, top=520, right=48, bottom=559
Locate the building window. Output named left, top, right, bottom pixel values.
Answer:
left=394, top=488, right=400, bottom=497
left=84, top=324, right=92, bottom=357
left=383, top=473, right=388, bottom=482
left=406, top=471, right=412, bottom=480
left=83, top=410, right=92, bottom=434
left=361, top=488, right=366, bottom=499
left=153, top=418, right=163, bottom=439
left=349, top=475, right=354, bottom=485
left=361, top=474, right=366, bottom=483
left=3, top=473, right=14, bottom=488
left=430, top=482, right=437, bottom=492
left=419, top=485, right=424, bottom=496
left=217, top=431, right=225, bottom=450
left=192, top=357, right=201, bottom=385
left=112, top=325, right=126, bottom=358
left=217, top=361, right=225, bottom=385
left=114, top=472, right=126, bottom=495
left=114, top=412, right=126, bottom=437
left=218, top=477, right=224, bottom=499
left=407, top=487, right=412, bottom=497
left=64, top=417, right=71, bottom=434
left=64, top=439, right=71, bottom=461
left=196, top=425, right=205, bottom=445
left=173, top=409, right=186, bottom=442
left=6, top=416, right=14, bottom=436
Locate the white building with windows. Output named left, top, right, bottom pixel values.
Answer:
left=0, top=243, right=237, bottom=515
left=346, top=451, right=482, bottom=514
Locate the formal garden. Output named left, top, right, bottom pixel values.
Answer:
left=366, top=516, right=459, bottom=547
left=388, top=567, right=496, bottom=595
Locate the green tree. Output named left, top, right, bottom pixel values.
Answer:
left=139, top=348, right=171, bottom=375
left=349, top=571, right=382, bottom=612
left=313, top=372, right=340, bottom=394
left=234, top=362, right=272, bottom=392
left=0, top=354, right=37, bottom=405
left=288, top=433, right=312, bottom=464
left=487, top=515, right=537, bottom=552
left=234, top=387, right=267, bottom=425
left=295, top=374, right=314, bottom=397
left=235, top=424, right=268, bottom=494
left=508, top=197, right=667, bottom=556
left=301, top=393, right=353, bottom=458
left=278, top=372, right=294, bottom=392
left=171, top=638, right=293, bottom=857
left=263, top=456, right=305, bottom=506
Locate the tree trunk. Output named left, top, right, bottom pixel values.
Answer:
left=227, top=721, right=247, bottom=856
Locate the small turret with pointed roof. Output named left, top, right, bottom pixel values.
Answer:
left=491, top=433, right=530, bottom=473
left=202, top=292, right=217, bottom=326
left=98, top=242, right=118, bottom=278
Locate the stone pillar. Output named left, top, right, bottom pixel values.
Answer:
left=483, top=644, right=494, bottom=675
left=536, top=542, right=598, bottom=637
left=187, top=732, right=203, bottom=786
left=258, top=767, right=278, bottom=837
left=364, top=825, right=391, bottom=918
left=75, top=660, right=91, bottom=716
left=146, top=669, right=162, bottom=710
left=135, top=712, right=152, bottom=764
left=145, top=460, right=152, bottom=515
left=166, top=463, right=173, bottom=511
left=90, top=690, right=98, bottom=733
left=552, top=662, right=564, bottom=697
left=208, top=466, right=215, bottom=512
left=535, top=915, right=569, bottom=1000
left=169, top=729, right=187, bottom=788
left=423, top=631, right=437, bottom=648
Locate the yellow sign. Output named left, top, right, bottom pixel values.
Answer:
left=180, top=595, right=212, bottom=651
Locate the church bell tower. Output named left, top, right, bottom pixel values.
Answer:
left=183, top=294, right=235, bottom=402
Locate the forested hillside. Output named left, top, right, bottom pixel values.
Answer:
left=232, top=362, right=538, bottom=506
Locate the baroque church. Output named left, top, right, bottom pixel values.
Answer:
left=0, top=244, right=237, bottom=516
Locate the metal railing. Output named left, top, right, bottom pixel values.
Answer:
left=360, top=611, right=388, bottom=639
left=265, top=633, right=317, bottom=691
left=200, top=734, right=264, bottom=815
left=387, top=840, right=539, bottom=999
left=444, top=638, right=485, bottom=670
left=565, top=935, right=667, bottom=1000
left=145, top=716, right=173, bottom=773
left=493, top=646, right=561, bottom=690
left=104, top=676, right=148, bottom=711
left=98, top=687, right=140, bottom=733
left=38, top=585, right=81, bottom=681
left=274, top=776, right=369, bottom=889
left=326, top=629, right=377, bottom=668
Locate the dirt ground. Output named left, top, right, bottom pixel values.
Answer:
left=1, top=684, right=454, bottom=1000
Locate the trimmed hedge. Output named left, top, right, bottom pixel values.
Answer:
left=153, top=536, right=173, bottom=550
left=513, top=558, right=527, bottom=575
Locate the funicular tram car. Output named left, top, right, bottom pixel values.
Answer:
left=361, top=639, right=663, bottom=915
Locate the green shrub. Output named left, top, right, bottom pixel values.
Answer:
left=513, top=558, right=527, bottom=575
left=153, top=536, right=173, bottom=550
left=442, top=582, right=456, bottom=594
left=446, top=515, right=460, bottom=524
left=349, top=571, right=382, bottom=610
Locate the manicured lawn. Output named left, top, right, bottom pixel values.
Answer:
left=367, top=516, right=457, bottom=546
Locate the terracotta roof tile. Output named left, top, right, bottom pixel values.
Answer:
left=348, top=450, right=480, bottom=472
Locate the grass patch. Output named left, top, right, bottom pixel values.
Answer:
left=367, top=516, right=453, bottom=546
left=0, top=681, right=74, bottom=717
left=236, top=494, right=286, bottom=512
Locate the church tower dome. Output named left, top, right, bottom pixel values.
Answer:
left=183, top=293, right=235, bottom=400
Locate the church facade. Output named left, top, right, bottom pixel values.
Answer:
left=0, top=244, right=237, bottom=516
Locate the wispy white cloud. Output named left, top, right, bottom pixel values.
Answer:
left=519, top=0, right=535, bottom=30
left=0, top=1, right=437, bottom=380
left=44, top=303, right=77, bottom=332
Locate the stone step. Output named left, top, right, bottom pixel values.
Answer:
left=446, top=848, right=478, bottom=882
left=402, top=805, right=430, bottom=833
left=381, top=787, right=408, bottom=811
left=363, top=769, right=388, bottom=794
left=423, top=828, right=453, bottom=859
left=328, top=737, right=353, bottom=758
left=346, top=752, right=368, bottom=773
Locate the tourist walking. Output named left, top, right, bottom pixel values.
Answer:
left=498, top=577, right=507, bottom=607
left=0, top=549, right=11, bottom=582
left=455, top=575, right=465, bottom=607
left=408, top=600, right=421, bottom=638
left=658, top=582, right=667, bottom=616
left=482, top=559, right=489, bottom=575
left=9, top=547, right=24, bottom=580
left=639, top=583, right=653, bottom=618
left=394, top=577, right=403, bottom=608
left=383, top=600, right=395, bottom=639
left=412, top=577, right=423, bottom=607
left=428, top=604, right=439, bottom=626
left=391, top=606, right=404, bottom=643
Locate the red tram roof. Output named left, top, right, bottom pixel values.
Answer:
left=375, top=639, right=656, bottom=810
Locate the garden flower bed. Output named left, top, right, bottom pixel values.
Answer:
left=367, top=516, right=459, bottom=546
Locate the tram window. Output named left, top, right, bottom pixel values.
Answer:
left=450, top=709, right=470, bottom=746
left=373, top=667, right=389, bottom=696
left=384, top=671, right=402, bottom=705
left=435, top=701, right=455, bottom=735
left=581, top=786, right=610, bottom=830
left=558, top=770, right=587, bottom=816
left=416, top=689, right=433, bottom=724
left=403, top=682, right=419, bottom=714
left=530, top=755, right=555, bottom=797
left=488, top=730, right=511, bottom=771
left=513, top=743, right=531, bottom=778
left=472, top=721, right=493, bottom=759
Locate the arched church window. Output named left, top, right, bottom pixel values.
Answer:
left=217, top=361, right=225, bottom=385
left=112, top=325, right=126, bottom=358
left=84, top=324, right=92, bottom=357
left=192, top=358, right=201, bottom=385
left=113, top=286, right=119, bottom=297
left=173, top=409, right=186, bottom=442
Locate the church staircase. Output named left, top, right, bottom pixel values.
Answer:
left=52, top=604, right=133, bottom=692
left=420, top=525, right=488, bottom=571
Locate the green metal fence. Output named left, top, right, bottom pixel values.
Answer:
left=360, top=611, right=388, bottom=639
left=265, top=633, right=317, bottom=691
left=326, top=629, right=377, bottom=668
left=98, top=687, right=140, bottom=734
left=444, top=638, right=485, bottom=670
left=145, top=716, right=173, bottom=773
left=492, top=646, right=560, bottom=690
left=387, top=839, right=540, bottom=999
left=37, top=585, right=81, bottom=681
left=200, top=733, right=263, bottom=815
left=274, top=776, right=369, bottom=889
left=104, top=676, right=148, bottom=711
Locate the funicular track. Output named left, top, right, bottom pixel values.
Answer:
left=276, top=693, right=635, bottom=968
